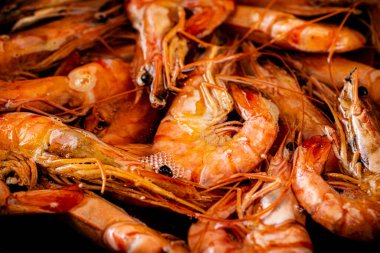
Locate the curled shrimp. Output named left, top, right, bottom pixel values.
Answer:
left=225, top=5, right=365, bottom=53
left=292, top=135, right=380, bottom=241
left=150, top=46, right=279, bottom=186
left=188, top=138, right=312, bottom=252
left=0, top=8, right=125, bottom=79
left=126, top=0, right=234, bottom=107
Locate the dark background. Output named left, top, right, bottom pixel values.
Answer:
left=1, top=203, right=379, bottom=253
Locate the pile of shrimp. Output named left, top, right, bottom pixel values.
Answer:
left=1, top=0, right=380, bottom=252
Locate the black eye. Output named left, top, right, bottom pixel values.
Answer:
left=95, top=13, right=108, bottom=23
left=140, top=71, right=153, bottom=86
left=358, top=86, right=368, bottom=97
left=158, top=165, right=173, bottom=177
left=286, top=142, right=298, bottom=151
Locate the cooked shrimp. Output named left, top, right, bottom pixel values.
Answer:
left=126, top=0, right=234, bottom=107
left=68, top=193, right=189, bottom=253
left=0, top=10, right=125, bottom=79
left=151, top=46, right=279, bottom=186
left=188, top=140, right=312, bottom=252
left=0, top=0, right=111, bottom=31
left=292, top=136, right=380, bottom=241
left=0, top=112, right=205, bottom=214
left=287, top=54, right=380, bottom=107
left=225, top=5, right=365, bottom=53
left=338, top=70, right=380, bottom=175
left=237, top=0, right=361, bottom=16
left=0, top=58, right=131, bottom=117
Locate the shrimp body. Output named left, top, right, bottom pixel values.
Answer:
left=225, top=5, right=365, bottom=53
left=69, top=194, right=189, bottom=253
left=153, top=73, right=279, bottom=185
left=292, top=136, right=380, bottom=241
left=0, top=58, right=131, bottom=114
left=237, top=0, right=365, bottom=16
left=0, top=13, right=125, bottom=78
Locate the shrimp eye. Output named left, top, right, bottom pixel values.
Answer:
left=95, top=13, right=108, bottom=23
left=358, top=86, right=368, bottom=97
left=140, top=71, right=153, bottom=86
left=158, top=165, right=173, bottom=177
left=286, top=142, right=298, bottom=151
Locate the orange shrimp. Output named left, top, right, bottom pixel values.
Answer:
left=225, top=5, right=365, bottom=53
left=0, top=59, right=134, bottom=125
left=0, top=0, right=112, bottom=31
left=188, top=139, right=312, bottom=252
left=292, top=136, right=380, bottom=241
left=0, top=112, right=205, bottom=215
left=68, top=194, right=189, bottom=253
left=0, top=10, right=125, bottom=79
left=237, top=0, right=361, bottom=16
left=126, top=0, right=234, bottom=107
left=337, top=70, right=380, bottom=175
left=150, top=46, right=279, bottom=186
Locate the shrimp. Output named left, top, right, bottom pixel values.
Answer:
left=0, top=9, right=126, bottom=79
left=1, top=158, right=188, bottom=253
left=224, top=5, right=365, bottom=53
left=188, top=139, right=312, bottom=252
left=67, top=193, right=189, bottom=253
left=126, top=0, right=235, bottom=107
left=286, top=54, right=380, bottom=107
left=150, top=46, right=279, bottom=186
left=292, top=135, right=380, bottom=241
left=337, top=70, right=380, bottom=175
left=236, top=0, right=366, bottom=16
left=0, top=0, right=112, bottom=31
left=0, top=112, right=205, bottom=215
